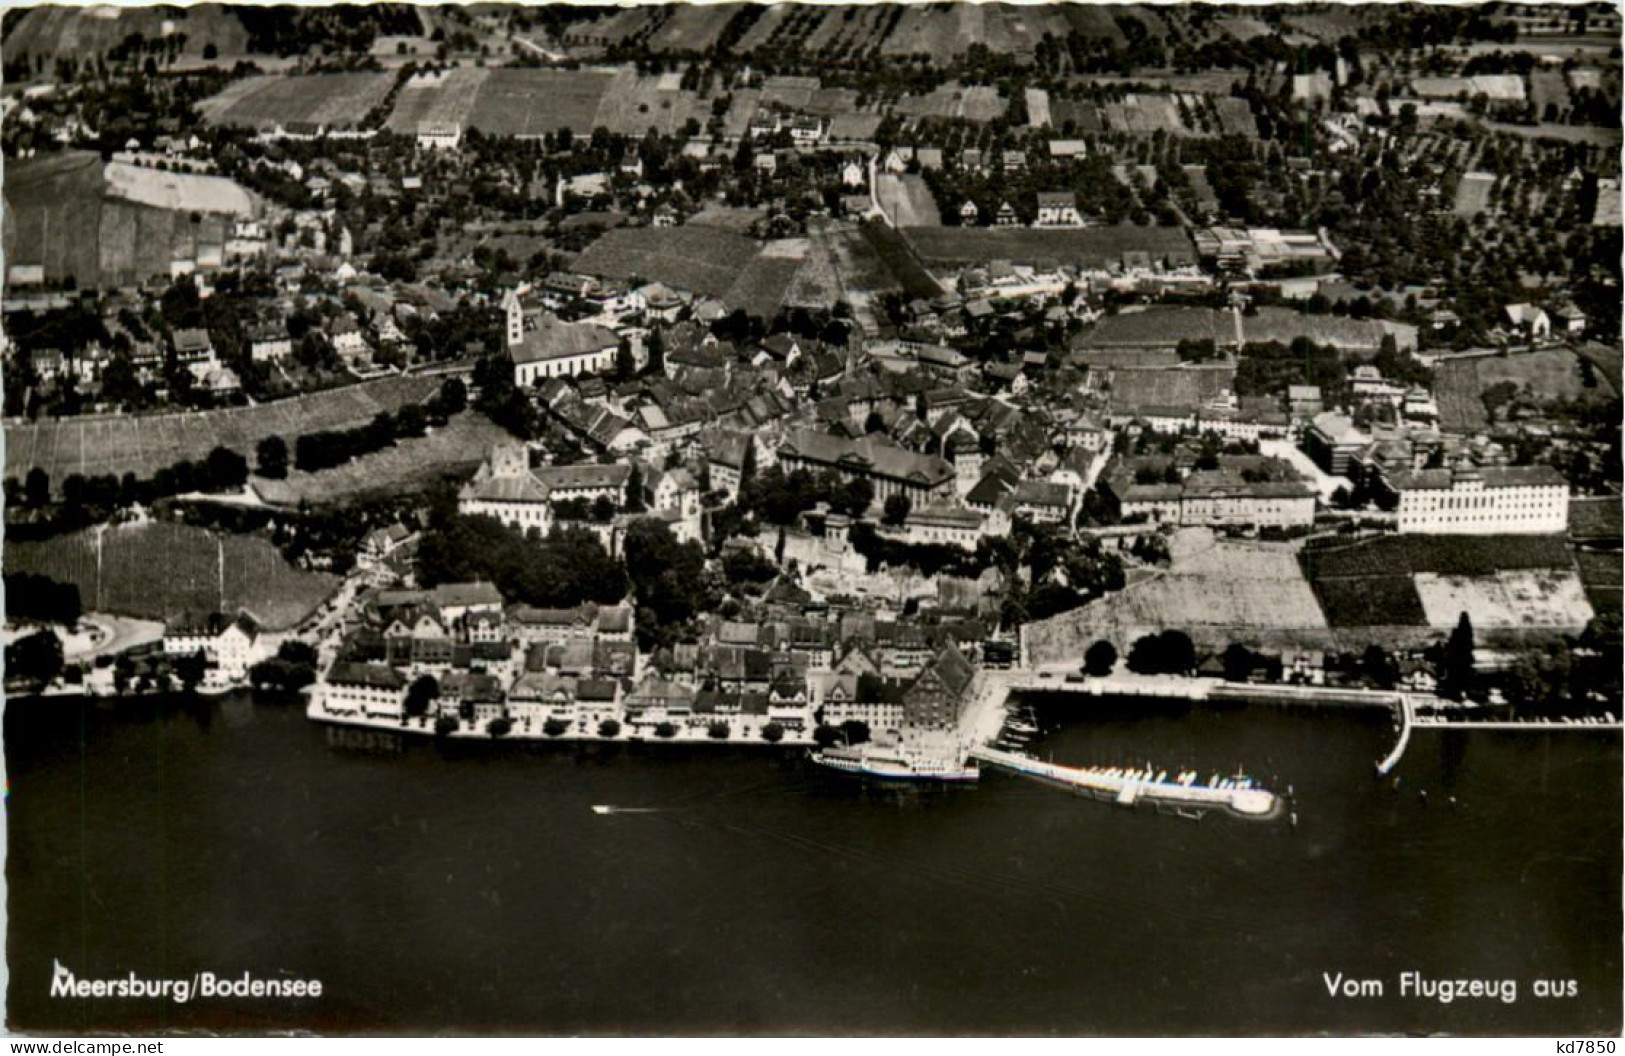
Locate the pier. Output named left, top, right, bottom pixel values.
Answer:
left=1376, top=696, right=1414, bottom=777
left=968, top=745, right=1278, bottom=818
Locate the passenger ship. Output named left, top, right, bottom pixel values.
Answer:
left=811, top=743, right=979, bottom=783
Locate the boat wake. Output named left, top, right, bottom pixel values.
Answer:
left=590, top=805, right=665, bottom=815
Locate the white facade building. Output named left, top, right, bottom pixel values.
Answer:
left=1388, top=465, right=1568, bottom=535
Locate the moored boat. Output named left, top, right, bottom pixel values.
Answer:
left=812, top=744, right=979, bottom=783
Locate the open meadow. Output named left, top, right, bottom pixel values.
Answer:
left=5, top=521, right=338, bottom=630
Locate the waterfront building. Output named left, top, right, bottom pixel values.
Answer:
left=163, top=611, right=268, bottom=687
left=901, top=645, right=976, bottom=729
left=320, top=661, right=407, bottom=720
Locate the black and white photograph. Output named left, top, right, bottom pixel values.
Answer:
left=1, top=0, right=1621, bottom=1039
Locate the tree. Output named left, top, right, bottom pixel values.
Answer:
left=839, top=720, right=871, bottom=746
left=625, top=463, right=646, bottom=513
left=434, top=715, right=459, bottom=736
left=543, top=717, right=570, bottom=737
left=6, top=629, right=63, bottom=689
left=883, top=493, right=912, bottom=526
left=1221, top=642, right=1256, bottom=683
left=1442, top=611, right=1476, bottom=700
left=707, top=720, right=730, bottom=740
left=488, top=716, right=513, bottom=737
left=761, top=721, right=785, bottom=743
left=1084, top=639, right=1117, bottom=677
left=655, top=721, right=679, bottom=738
left=812, top=724, right=845, bottom=749
left=405, top=675, right=440, bottom=718
left=598, top=718, right=621, bottom=738
left=256, top=435, right=289, bottom=479
left=24, top=467, right=50, bottom=508
left=1360, top=644, right=1399, bottom=689
left=205, top=446, right=249, bottom=490
left=437, top=377, right=467, bottom=415
left=173, top=650, right=207, bottom=693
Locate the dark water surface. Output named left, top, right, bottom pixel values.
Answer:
left=6, top=691, right=1620, bottom=1035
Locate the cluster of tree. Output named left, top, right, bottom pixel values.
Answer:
left=416, top=513, right=628, bottom=613
left=6, top=629, right=64, bottom=691
left=739, top=466, right=874, bottom=526
left=7, top=446, right=250, bottom=536
left=237, top=4, right=422, bottom=57
left=623, top=518, right=715, bottom=651
left=1126, top=629, right=1197, bottom=676
left=4, top=573, right=83, bottom=627
left=1233, top=338, right=1348, bottom=399
left=1219, top=642, right=1284, bottom=683
left=1502, top=615, right=1622, bottom=719
left=247, top=641, right=320, bottom=694
left=847, top=521, right=996, bottom=580
left=291, top=380, right=465, bottom=474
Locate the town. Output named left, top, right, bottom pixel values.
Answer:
left=2, top=2, right=1621, bottom=768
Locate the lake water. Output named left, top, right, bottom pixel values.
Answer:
left=6, top=691, right=1620, bottom=1035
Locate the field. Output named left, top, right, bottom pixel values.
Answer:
left=646, top=5, right=736, bottom=51
left=5, top=521, right=338, bottom=630
left=197, top=72, right=396, bottom=130
left=1022, top=536, right=1329, bottom=658
left=1079, top=307, right=1231, bottom=348
left=1575, top=549, right=1623, bottom=617
left=571, top=225, right=802, bottom=317
left=466, top=68, right=614, bottom=137
left=880, top=3, right=1117, bottom=58
left=591, top=67, right=713, bottom=137
left=3, top=6, right=249, bottom=68
left=903, top=226, right=1197, bottom=269
left=1240, top=308, right=1414, bottom=352
left=1414, top=571, right=1593, bottom=630
left=385, top=67, right=487, bottom=135
left=893, top=84, right=1007, bottom=122
left=2, top=151, right=105, bottom=288
left=1302, top=533, right=1576, bottom=629
left=1106, top=364, right=1237, bottom=413
left=1103, top=94, right=1186, bottom=134
left=251, top=412, right=506, bottom=507
left=1307, top=576, right=1426, bottom=629
left=4, top=376, right=444, bottom=492
left=859, top=223, right=943, bottom=299
left=1569, top=497, right=1622, bottom=541
left=876, top=174, right=941, bottom=227
left=1436, top=349, right=1617, bottom=431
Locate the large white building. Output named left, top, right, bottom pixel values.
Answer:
left=505, top=293, right=619, bottom=385
left=163, top=612, right=269, bottom=687
left=1386, top=465, right=1568, bottom=535
left=457, top=443, right=632, bottom=532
